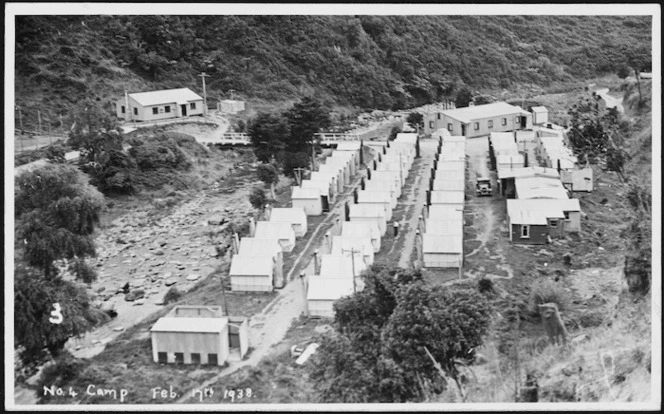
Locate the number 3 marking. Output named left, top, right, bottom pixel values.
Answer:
left=49, top=303, right=63, bottom=324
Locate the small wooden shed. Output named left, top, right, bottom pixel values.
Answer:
left=150, top=307, right=229, bottom=366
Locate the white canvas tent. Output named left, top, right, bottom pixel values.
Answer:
left=432, top=178, right=466, bottom=192
left=316, top=164, right=346, bottom=193
left=319, top=253, right=367, bottom=279
left=423, top=219, right=463, bottom=236
left=310, top=171, right=342, bottom=195
left=322, top=157, right=351, bottom=185
left=230, top=255, right=275, bottom=291
left=357, top=190, right=394, bottom=220
left=331, top=236, right=375, bottom=266
left=363, top=179, right=397, bottom=205
left=426, top=205, right=464, bottom=222
left=254, top=221, right=296, bottom=252
left=430, top=190, right=465, bottom=209
left=292, top=186, right=323, bottom=216
left=307, top=277, right=355, bottom=318
left=349, top=203, right=388, bottom=235
left=422, top=234, right=463, bottom=268
left=301, top=179, right=335, bottom=203
left=341, top=221, right=381, bottom=253
left=329, top=150, right=357, bottom=176
left=268, top=207, right=308, bottom=238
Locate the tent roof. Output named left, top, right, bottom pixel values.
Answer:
left=430, top=190, right=465, bottom=204
left=238, top=237, right=282, bottom=257
left=128, top=88, right=202, bottom=106
left=269, top=207, right=307, bottom=224
left=229, top=254, right=274, bottom=276
left=319, top=254, right=366, bottom=278
left=254, top=221, right=295, bottom=239
left=425, top=219, right=464, bottom=235
left=341, top=221, right=380, bottom=239
left=307, top=277, right=355, bottom=300
left=357, top=190, right=392, bottom=203
left=349, top=203, right=387, bottom=218
left=428, top=205, right=464, bottom=221
left=292, top=186, right=322, bottom=199
left=331, top=236, right=374, bottom=255
left=335, top=142, right=362, bottom=151
left=422, top=234, right=463, bottom=253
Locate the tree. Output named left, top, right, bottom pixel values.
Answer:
left=388, top=125, right=402, bottom=141
left=14, top=266, right=109, bottom=364
left=455, top=87, right=474, bottom=108
left=606, top=145, right=628, bottom=179
left=247, top=112, right=289, bottom=163
left=284, top=96, right=331, bottom=166
left=256, top=163, right=280, bottom=199
left=621, top=44, right=651, bottom=106
left=248, top=187, right=267, bottom=210
left=15, top=163, right=105, bottom=279
left=617, top=66, right=631, bottom=79
left=45, top=145, right=67, bottom=163
left=406, top=112, right=424, bottom=132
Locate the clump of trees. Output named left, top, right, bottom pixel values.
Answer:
left=308, top=264, right=492, bottom=402
left=15, top=163, right=108, bottom=364
left=247, top=96, right=331, bottom=179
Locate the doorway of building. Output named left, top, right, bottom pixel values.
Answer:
left=181, top=104, right=188, bottom=117
left=461, top=124, right=466, bottom=136
left=520, top=116, right=527, bottom=128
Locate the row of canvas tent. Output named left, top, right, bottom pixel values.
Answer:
left=421, top=130, right=466, bottom=269
left=306, top=133, right=418, bottom=318
left=292, top=142, right=362, bottom=216
left=228, top=206, right=309, bottom=292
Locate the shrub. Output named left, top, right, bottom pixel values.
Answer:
left=477, top=277, right=494, bottom=294
left=388, top=125, right=401, bottom=141
left=163, top=287, right=182, bottom=305
left=528, top=278, right=568, bottom=316
left=249, top=187, right=267, bottom=210
left=38, top=354, right=88, bottom=398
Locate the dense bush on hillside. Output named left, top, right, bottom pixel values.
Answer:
left=14, top=15, right=652, bottom=125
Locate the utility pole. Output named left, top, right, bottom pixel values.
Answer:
left=199, top=72, right=209, bottom=117
left=342, top=247, right=361, bottom=293
left=293, top=167, right=306, bottom=187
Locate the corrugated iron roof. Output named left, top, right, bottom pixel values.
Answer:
left=441, top=102, right=529, bottom=123
left=229, top=255, right=274, bottom=276
left=506, top=199, right=569, bottom=225
left=151, top=316, right=228, bottom=333
left=497, top=166, right=560, bottom=180
left=129, top=88, right=202, bottom=106
left=515, top=176, right=569, bottom=199
left=531, top=106, right=548, bottom=113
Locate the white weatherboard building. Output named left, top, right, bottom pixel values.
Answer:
left=116, top=88, right=204, bottom=121
left=229, top=255, right=275, bottom=292
left=424, top=102, right=532, bottom=137
left=268, top=207, right=308, bottom=238
left=254, top=221, right=296, bottom=252
left=150, top=306, right=229, bottom=366
left=531, top=106, right=549, bottom=125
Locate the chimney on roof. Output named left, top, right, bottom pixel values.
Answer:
left=313, top=249, right=321, bottom=274
left=324, top=232, right=331, bottom=253
left=233, top=232, right=240, bottom=255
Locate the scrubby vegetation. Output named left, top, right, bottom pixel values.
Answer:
left=14, top=15, right=652, bottom=129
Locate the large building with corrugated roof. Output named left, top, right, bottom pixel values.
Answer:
left=115, top=88, right=204, bottom=121
left=424, top=102, right=532, bottom=137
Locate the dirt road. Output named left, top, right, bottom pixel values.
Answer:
left=595, top=88, right=624, bottom=114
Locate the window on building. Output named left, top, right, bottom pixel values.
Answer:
left=152, top=107, right=159, bottom=115
left=502, top=117, right=507, bottom=126
left=174, top=352, right=184, bottom=364
left=564, top=211, right=570, bottom=220
left=488, top=120, right=494, bottom=128
left=437, top=113, right=441, bottom=120
left=157, top=352, right=167, bottom=364
left=133, top=108, right=138, bottom=115
left=207, top=353, right=218, bottom=365
left=191, top=353, right=201, bottom=364
left=190, top=102, right=196, bottom=110
left=550, top=219, right=559, bottom=227
left=520, top=225, right=530, bottom=238
left=121, top=106, right=125, bottom=114
left=515, top=116, right=520, bottom=123
left=165, top=106, right=171, bottom=113
left=447, top=123, right=453, bottom=132
left=474, top=122, right=480, bottom=130
left=429, top=121, right=434, bottom=129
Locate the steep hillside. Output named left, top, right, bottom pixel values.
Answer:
left=14, top=15, right=652, bottom=128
